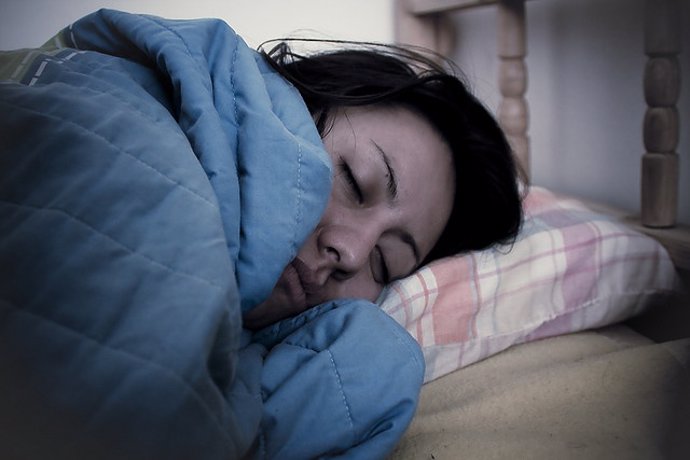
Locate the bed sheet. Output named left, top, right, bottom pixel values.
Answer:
left=391, top=325, right=690, bottom=459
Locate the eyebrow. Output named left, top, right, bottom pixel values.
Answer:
left=371, top=141, right=421, bottom=267
left=372, top=141, right=398, bottom=203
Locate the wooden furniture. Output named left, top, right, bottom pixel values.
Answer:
left=394, top=0, right=689, bottom=273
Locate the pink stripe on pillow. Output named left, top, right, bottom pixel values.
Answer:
left=559, top=221, right=602, bottom=311
left=430, top=255, right=479, bottom=345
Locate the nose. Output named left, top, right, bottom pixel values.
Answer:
left=316, top=223, right=376, bottom=280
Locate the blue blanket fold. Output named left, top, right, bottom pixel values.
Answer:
left=0, top=9, right=422, bottom=459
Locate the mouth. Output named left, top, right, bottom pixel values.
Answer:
left=278, top=263, right=305, bottom=311
left=243, top=258, right=322, bottom=330
left=279, top=257, right=320, bottom=311
left=291, top=257, right=320, bottom=295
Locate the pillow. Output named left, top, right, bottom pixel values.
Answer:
left=378, top=186, right=677, bottom=383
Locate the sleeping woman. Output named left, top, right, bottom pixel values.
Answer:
left=0, top=9, right=521, bottom=460
left=245, top=43, right=522, bottom=330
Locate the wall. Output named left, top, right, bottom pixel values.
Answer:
left=2, top=0, right=687, bottom=223
left=450, top=0, right=689, bottom=224
left=0, top=0, right=394, bottom=50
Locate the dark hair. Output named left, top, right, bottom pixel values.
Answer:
left=260, top=40, right=523, bottom=265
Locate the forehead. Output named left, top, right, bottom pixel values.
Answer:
left=329, top=105, right=456, bottom=258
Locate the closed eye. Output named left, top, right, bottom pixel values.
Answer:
left=338, top=157, right=364, bottom=204
left=374, top=246, right=391, bottom=285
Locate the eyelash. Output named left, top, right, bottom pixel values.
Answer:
left=376, top=246, right=391, bottom=285
left=338, top=158, right=364, bottom=204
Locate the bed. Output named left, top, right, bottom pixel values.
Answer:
left=386, top=0, right=690, bottom=458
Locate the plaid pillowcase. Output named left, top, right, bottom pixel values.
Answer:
left=379, top=186, right=676, bottom=383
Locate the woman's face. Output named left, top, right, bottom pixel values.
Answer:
left=243, top=105, right=455, bottom=329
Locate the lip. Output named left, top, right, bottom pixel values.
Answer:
left=278, top=262, right=306, bottom=311
left=243, top=258, right=322, bottom=330
left=290, top=257, right=321, bottom=295
left=278, top=258, right=320, bottom=312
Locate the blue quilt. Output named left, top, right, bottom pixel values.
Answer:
left=0, top=9, right=423, bottom=459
